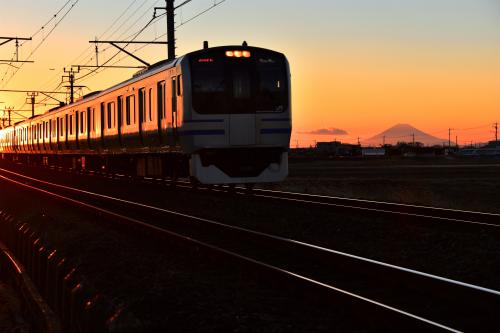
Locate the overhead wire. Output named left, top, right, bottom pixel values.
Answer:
left=35, top=0, right=151, bottom=106
left=0, top=0, right=81, bottom=89
left=0, top=0, right=74, bottom=86
left=78, top=0, right=229, bottom=84
left=11, top=0, right=230, bottom=112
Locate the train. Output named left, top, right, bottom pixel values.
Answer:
left=0, top=43, right=292, bottom=185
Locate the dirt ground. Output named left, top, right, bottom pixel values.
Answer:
left=0, top=282, right=29, bottom=333
left=262, top=157, right=500, bottom=213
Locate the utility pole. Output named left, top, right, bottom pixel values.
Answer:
left=0, top=36, right=34, bottom=64
left=456, top=136, right=458, bottom=148
left=494, top=122, right=498, bottom=142
left=412, top=133, right=415, bottom=146
left=166, top=0, right=175, bottom=60
left=26, top=92, right=38, bottom=117
left=448, top=128, right=452, bottom=148
left=62, top=67, right=81, bottom=104
left=95, top=37, right=99, bottom=66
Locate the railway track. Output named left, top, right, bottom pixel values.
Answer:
left=112, top=168, right=500, bottom=228
left=5, top=161, right=500, bottom=229
left=0, top=167, right=499, bottom=332
left=243, top=188, right=500, bottom=227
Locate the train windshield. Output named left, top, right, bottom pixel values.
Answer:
left=190, top=49, right=288, bottom=114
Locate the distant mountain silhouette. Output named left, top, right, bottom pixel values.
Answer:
left=363, top=124, right=447, bottom=146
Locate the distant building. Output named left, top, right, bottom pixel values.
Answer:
left=361, top=148, right=386, bottom=157
left=316, top=141, right=361, bottom=157
left=484, top=140, right=500, bottom=149
left=457, top=140, right=500, bottom=157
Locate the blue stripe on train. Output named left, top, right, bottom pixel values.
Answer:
left=260, top=128, right=292, bottom=134
left=183, top=119, right=224, bottom=123
left=179, top=130, right=225, bottom=136
left=261, top=118, right=291, bottom=122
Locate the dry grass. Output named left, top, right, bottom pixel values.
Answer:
left=263, top=158, right=500, bottom=213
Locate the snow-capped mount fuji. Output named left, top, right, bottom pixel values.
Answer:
left=363, top=124, right=446, bottom=146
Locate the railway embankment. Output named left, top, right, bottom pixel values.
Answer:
left=1, top=171, right=392, bottom=332
left=1, top=159, right=500, bottom=331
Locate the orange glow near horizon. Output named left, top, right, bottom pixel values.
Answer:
left=289, top=43, right=500, bottom=146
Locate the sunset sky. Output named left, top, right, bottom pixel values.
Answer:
left=1, top=0, right=499, bottom=146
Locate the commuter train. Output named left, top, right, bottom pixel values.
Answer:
left=0, top=44, right=291, bottom=185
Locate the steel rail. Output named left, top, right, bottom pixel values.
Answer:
left=228, top=188, right=500, bottom=227
left=0, top=170, right=463, bottom=332
left=130, top=174, right=500, bottom=227
left=2, top=168, right=500, bottom=330
left=255, top=188, right=500, bottom=218
left=2, top=167, right=500, bottom=296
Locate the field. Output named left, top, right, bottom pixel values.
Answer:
left=263, top=157, right=500, bottom=213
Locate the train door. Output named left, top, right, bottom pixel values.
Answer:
left=171, top=76, right=180, bottom=144
left=117, top=96, right=123, bottom=146
left=75, top=111, right=80, bottom=149
left=65, top=114, right=69, bottom=150
left=100, top=102, right=105, bottom=148
left=157, top=81, right=166, bottom=145
left=229, top=61, right=256, bottom=146
left=138, top=88, right=145, bottom=145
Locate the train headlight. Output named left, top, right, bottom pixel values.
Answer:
left=226, top=50, right=251, bottom=58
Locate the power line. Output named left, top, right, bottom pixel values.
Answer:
left=10, top=0, right=230, bottom=113
left=78, top=0, right=229, bottom=83
left=176, top=0, right=226, bottom=28
left=0, top=0, right=81, bottom=89
left=20, top=0, right=147, bottom=109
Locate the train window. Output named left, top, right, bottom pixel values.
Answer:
left=92, top=108, right=96, bottom=132
left=132, top=96, right=136, bottom=124
left=190, top=56, right=226, bottom=114
left=100, top=103, right=105, bottom=133
left=138, top=88, right=146, bottom=123
left=232, top=66, right=251, bottom=99
left=190, top=50, right=288, bottom=114
left=172, top=77, right=177, bottom=113
left=157, top=81, right=165, bottom=119
left=177, top=75, right=182, bottom=96
left=59, top=118, right=64, bottom=137
left=148, top=88, right=152, bottom=121
left=117, top=96, right=123, bottom=127
left=86, top=107, right=91, bottom=133
left=126, top=95, right=135, bottom=125
left=69, top=115, right=73, bottom=135
left=107, top=104, right=111, bottom=129
left=125, top=96, right=131, bottom=125
left=107, top=102, right=115, bottom=129
left=256, top=56, right=288, bottom=112
left=80, top=111, right=85, bottom=134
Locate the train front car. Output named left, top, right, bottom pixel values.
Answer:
left=180, top=45, right=291, bottom=185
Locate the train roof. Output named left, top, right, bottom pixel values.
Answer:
left=0, top=45, right=285, bottom=130
left=185, top=45, right=286, bottom=57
